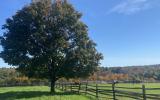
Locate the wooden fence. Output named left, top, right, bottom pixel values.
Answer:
left=56, top=82, right=160, bottom=100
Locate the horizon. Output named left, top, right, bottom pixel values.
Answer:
left=1, top=0, right=160, bottom=67
left=1, top=63, right=160, bottom=68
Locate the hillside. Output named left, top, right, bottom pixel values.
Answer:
left=97, top=64, right=160, bottom=82
left=1, top=64, right=160, bottom=83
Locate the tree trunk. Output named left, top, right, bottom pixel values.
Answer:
left=50, top=77, right=56, bottom=93
left=49, top=61, right=57, bottom=94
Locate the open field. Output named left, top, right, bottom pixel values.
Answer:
left=1, top=83, right=160, bottom=100
left=0, top=86, right=91, bottom=100
left=58, top=83, right=160, bottom=100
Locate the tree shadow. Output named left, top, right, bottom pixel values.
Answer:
left=0, top=91, right=77, bottom=100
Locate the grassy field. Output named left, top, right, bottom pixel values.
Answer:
left=0, top=86, right=92, bottom=100
left=73, top=83, right=160, bottom=100
left=1, top=83, right=160, bottom=100
left=100, top=83, right=160, bottom=100
left=114, top=83, right=160, bottom=100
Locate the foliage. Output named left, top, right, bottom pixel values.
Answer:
left=0, top=0, right=102, bottom=92
left=0, top=68, right=48, bottom=85
left=96, top=65, right=160, bottom=82
left=0, top=68, right=17, bottom=83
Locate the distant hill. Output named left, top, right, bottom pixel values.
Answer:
left=123, top=64, right=160, bottom=68
left=97, top=64, right=160, bottom=82
left=1, top=64, right=160, bottom=82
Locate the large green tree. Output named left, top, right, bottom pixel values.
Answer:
left=0, top=0, right=103, bottom=93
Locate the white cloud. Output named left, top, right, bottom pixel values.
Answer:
left=109, top=0, right=153, bottom=15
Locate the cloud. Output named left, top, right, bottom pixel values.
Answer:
left=109, top=0, right=153, bottom=15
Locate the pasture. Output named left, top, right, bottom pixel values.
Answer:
left=0, top=86, right=90, bottom=100
left=56, top=83, right=160, bottom=100
left=0, top=83, right=160, bottom=100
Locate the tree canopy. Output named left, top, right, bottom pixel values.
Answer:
left=0, top=0, right=103, bottom=92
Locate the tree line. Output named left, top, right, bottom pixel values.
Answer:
left=1, top=64, right=160, bottom=84
left=0, top=68, right=48, bottom=85
left=95, top=65, right=160, bottom=82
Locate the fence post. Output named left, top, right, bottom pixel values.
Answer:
left=85, top=82, right=88, bottom=95
left=59, top=82, right=60, bottom=88
left=78, top=83, right=81, bottom=94
left=112, top=82, right=116, bottom=100
left=96, top=84, right=98, bottom=98
left=60, top=83, right=61, bottom=89
left=70, top=83, right=72, bottom=91
left=54, top=83, right=56, bottom=88
left=142, top=84, right=146, bottom=100
left=62, top=82, right=64, bottom=91
left=65, top=83, right=67, bottom=91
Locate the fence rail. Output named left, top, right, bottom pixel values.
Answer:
left=56, top=82, right=160, bottom=100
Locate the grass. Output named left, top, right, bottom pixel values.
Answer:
left=1, top=83, right=160, bottom=100
left=78, top=83, right=160, bottom=100
left=0, top=86, right=91, bottom=100
left=98, top=83, right=160, bottom=100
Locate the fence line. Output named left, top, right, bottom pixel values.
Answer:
left=56, top=82, right=160, bottom=100
left=1, top=81, right=160, bottom=99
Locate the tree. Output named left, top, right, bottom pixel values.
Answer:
left=0, top=0, right=103, bottom=93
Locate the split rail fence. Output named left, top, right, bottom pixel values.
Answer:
left=56, top=82, right=160, bottom=100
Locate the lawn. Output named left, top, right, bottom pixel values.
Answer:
left=1, top=83, right=160, bottom=100
left=0, top=86, right=92, bottom=100
left=98, top=83, right=160, bottom=100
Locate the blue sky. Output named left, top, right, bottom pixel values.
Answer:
left=1, top=0, right=160, bottom=67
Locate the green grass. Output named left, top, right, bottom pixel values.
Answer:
left=1, top=83, right=160, bottom=100
left=99, top=83, right=160, bottom=100
left=80, top=83, right=160, bottom=100
left=0, top=86, right=91, bottom=100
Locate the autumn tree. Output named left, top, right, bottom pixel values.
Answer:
left=0, top=0, right=102, bottom=93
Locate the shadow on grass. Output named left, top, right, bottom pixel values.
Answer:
left=0, top=91, right=77, bottom=100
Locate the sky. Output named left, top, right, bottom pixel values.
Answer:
left=1, top=0, right=160, bottom=67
